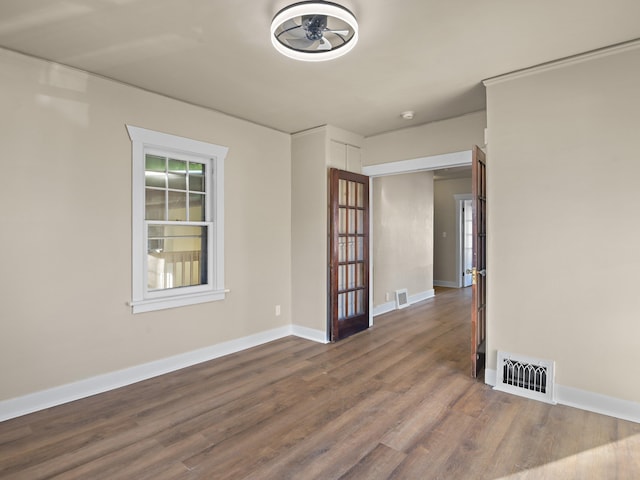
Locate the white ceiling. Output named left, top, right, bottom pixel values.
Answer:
left=1, top=0, right=640, bottom=137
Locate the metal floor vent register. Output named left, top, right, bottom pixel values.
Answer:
left=395, top=289, right=409, bottom=309
left=495, top=351, right=556, bottom=404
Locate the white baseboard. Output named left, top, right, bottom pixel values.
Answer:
left=433, top=280, right=458, bottom=288
left=556, top=385, right=640, bottom=424
left=409, top=289, right=435, bottom=304
left=485, top=368, right=497, bottom=386
left=291, top=325, right=328, bottom=344
left=373, top=289, right=436, bottom=317
left=0, top=325, right=327, bottom=422
left=485, top=368, right=640, bottom=424
left=372, top=301, right=396, bottom=317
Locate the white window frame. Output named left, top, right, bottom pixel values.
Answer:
left=126, top=125, right=228, bottom=313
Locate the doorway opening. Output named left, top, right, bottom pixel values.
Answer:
left=455, top=194, right=474, bottom=288
left=362, top=148, right=486, bottom=380
left=362, top=149, right=472, bottom=319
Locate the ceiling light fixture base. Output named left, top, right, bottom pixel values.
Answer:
left=271, top=1, right=359, bottom=62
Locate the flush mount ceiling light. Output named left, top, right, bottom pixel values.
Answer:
left=271, top=1, right=358, bottom=62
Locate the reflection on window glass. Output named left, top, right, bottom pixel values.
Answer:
left=189, top=163, right=204, bottom=192
left=348, top=181, right=356, bottom=206
left=168, top=158, right=187, bottom=190
left=348, top=236, right=356, bottom=260
left=348, top=291, right=355, bottom=317
left=147, top=224, right=208, bottom=291
left=144, top=154, right=206, bottom=222
left=339, top=237, right=346, bottom=262
left=356, top=290, right=364, bottom=314
left=189, top=193, right=205, bottom=221
left=339, top=208, right=347, bottom=234
left=348, top=209, right=356, bottom=234
left=339, top=179, right=347, bottom=205
left=338, top=293, right=346, bottom=320
left=145, top=155, right=166, bottom=188
left=168, top=191, right=187, bottom=221
left=348, top=264, right=355, bottom=289
left=145, top=189, right=165, bottom=220
left=356, top=263, right=364, bottom=288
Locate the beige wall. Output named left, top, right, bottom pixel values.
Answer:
left=0, top=49, right=292, bottom=401
left=372, top=172, right=434, bottom=307
left=291, top=125, right=363, bottom=336
left=291, top=129, right=328, bottom=333
left=486, top=45, right=640, bottom=402
left=433, top=177, right=472, bottom=285
left=363, top=111, right=486, bottom=166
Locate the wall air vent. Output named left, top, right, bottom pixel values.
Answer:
left=395, top=289, right=409, bottom=309
left=495, top=351, right=556, bottom=404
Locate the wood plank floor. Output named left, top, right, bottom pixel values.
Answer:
left=1, top=287, right=639, bottom=479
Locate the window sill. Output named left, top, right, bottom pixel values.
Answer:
left=130, top=289, right=228, bottom=314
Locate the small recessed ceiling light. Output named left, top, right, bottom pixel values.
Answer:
left=401, top=111, right=415, bottom=120
left=271, top=2, right=359, bottom=62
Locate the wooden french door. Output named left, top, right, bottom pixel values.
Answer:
left=471, top=145, right=487, bottom=377
left=329, top=168, right=370, bottom=341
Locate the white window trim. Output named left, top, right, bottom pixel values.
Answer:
left=126, top=125, right=228, bottom=313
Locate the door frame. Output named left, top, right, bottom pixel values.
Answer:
left=362, top=149, right=473, bottom=327
left=455, top=193, right=474, bottom=288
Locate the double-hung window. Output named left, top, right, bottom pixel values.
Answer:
left=127, top=125, right=228, bottom=313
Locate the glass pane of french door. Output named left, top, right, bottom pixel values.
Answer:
left=331, top=170, right=369, bottom=340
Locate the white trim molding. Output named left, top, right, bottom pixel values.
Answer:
left=372, top=301, right=396, bottom=317
left=556, top=385, right=640, bottom=424
left=372, top=289, right=435, bottom=317
left=362, top=150, right=472, bottom=178
left=483, top=38, right=640, bottom=87
left=291, top=325, right=329, bottom=344
left=0, top=326, right=327, bottom=422
left=485, top=369, right=640, bottom=424
left=409, top=289, right=435, bottom=305
left=485, top=368, right=497, bottom=387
